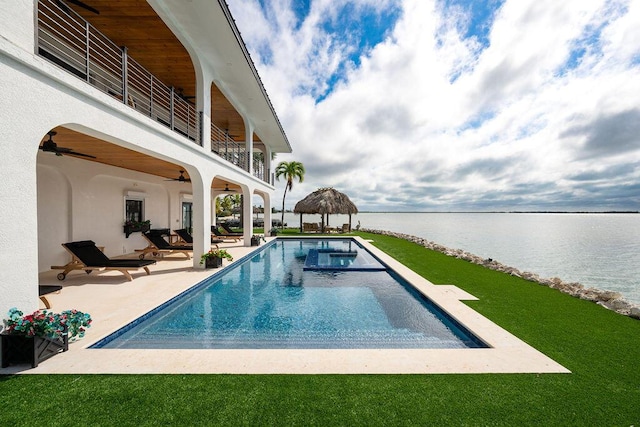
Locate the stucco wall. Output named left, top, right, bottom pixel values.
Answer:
left=36, top=156, right=181, bottom=271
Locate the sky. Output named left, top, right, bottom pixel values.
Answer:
left=227, top=0, right=640, bottom=212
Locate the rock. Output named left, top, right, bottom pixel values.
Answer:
left=629, top=307, right=640, bottom=320
left=597, top=291, right=623, bottom=302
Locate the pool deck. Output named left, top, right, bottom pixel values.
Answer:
left=1, top=236, right=569, bottom=375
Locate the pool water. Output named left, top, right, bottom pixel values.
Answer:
left=93, top=239, right=486, bottom=349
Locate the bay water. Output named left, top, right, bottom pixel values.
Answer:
left=281, top=212, right=640, bottom=305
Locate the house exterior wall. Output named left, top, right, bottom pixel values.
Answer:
left=0, top=3, right=279, bottom=316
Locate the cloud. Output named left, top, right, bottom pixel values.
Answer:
left=229, top=0, right=640, bottom=211
left=560, top=109, right=640, bottom=159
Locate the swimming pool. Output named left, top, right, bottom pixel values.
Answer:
left=92, top=238, right=487, bottom=349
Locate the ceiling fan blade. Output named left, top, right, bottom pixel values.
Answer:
left=66, top=0, right=100, bottom=14
left=65, top=150, right=97, bottom=159
left=165, top=171, right=191, bottom=182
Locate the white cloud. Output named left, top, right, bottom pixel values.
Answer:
left=229, top=0, right=640, bottom=211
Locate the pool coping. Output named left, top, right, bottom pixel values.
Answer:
left=1, top=236, right=570, bottom=374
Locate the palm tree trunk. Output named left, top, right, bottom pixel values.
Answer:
left=281, top=186, right=288, bottom=230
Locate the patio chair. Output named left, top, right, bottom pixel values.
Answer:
left=173, top=228, right=193, bottom=244
left=211, top=226, right=242, bottom=242
left=174, top=228, right=225, bottom=245
left=220, top=223, right=243, bottom=236
left=39, top=285, right=62, bottom=308
left=55, top=240, right=156, bottom=281
left=137, top=230, right=192, bottom=260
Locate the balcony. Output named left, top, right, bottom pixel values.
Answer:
left=36, top=0, right=268, bottom=182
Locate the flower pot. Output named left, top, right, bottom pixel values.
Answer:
left=204, top=256, right=223, bottom=268
left=251, top=236, right=261, bottom=246
left=1, top=331, right=68, bottom=368
left=123, top=223, right=151, bottom=238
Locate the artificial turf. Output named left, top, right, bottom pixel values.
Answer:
left=1, top=231, right=638, bottom=426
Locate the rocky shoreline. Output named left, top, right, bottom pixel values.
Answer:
left=362, top=228, right=640, bottom=319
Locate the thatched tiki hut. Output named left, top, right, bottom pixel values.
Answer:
left=294, top=188, right=358, bottom=232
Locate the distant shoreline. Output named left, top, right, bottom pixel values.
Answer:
left=348, top=211, right=639, bottom=214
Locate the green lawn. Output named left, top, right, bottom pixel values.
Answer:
left=2, top=231, right=639, bottom=426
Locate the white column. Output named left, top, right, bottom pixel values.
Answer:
left=264, top=146, right=272, bottom=185
left=0, top=126, right=45, bottom=314
left=263, top=194, right=272, bottom=235
left=242, top=185, right=254, bottom=246
left=196, top=68, right=212, bottom=149
left=190, top=169, right=211, bottom=268
left=244, top=117, right=254, bottom=175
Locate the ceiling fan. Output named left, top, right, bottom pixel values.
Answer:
left=215, top=184, right=233, bottom=192
left=55, top=0, right=100, bottom=15
left=165, top=170, right=191, bottom=183
left=39, top=131, right=96, bottom=159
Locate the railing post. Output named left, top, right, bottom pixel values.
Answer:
left=198, top=111, right=203, bottom=147
left=122, top=46, right=128, bottom=105
left=85, top=21, right=90, bottom=82
left=225, top=131, right=229, bottom=162
left=150, top=75, right=154, bottom=118
left=170, top=87, right=175, bottom=130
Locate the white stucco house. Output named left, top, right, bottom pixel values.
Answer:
left=0, top=0, right=292, bottom=316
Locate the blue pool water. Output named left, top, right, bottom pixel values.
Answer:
left=92, top=239, right=486, bottom=349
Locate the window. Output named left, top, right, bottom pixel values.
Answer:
left=125, top=199, right=144, bottom=223
left=182, top=201, right=193, bottom=233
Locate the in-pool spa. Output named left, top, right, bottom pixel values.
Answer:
left=92, top=238, right=486, bottom=349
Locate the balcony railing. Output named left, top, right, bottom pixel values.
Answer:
left=210, top=123, right=247, bottom=171
left=37, top=0, right=199, bottom=142
left=36, top=0, right=268, bottom=183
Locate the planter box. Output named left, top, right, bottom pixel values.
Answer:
left=251, top=236, right=261, bottom=246
left=204, top=256, right=223, bottom=268
left=1, top=332, right=68, bottom=368
left=124, top=223, right=151, bottom=238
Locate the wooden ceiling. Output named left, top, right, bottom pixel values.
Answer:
left=42, top=127, right=240, bottom=192
left=66, top=0, right=257, bottom=143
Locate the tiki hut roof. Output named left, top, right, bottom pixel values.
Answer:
left=294, top=188, right=358, bottom=215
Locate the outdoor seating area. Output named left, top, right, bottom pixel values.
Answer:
left=52, top=240, right=156, bottom=281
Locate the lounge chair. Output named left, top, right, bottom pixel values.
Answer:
left=219, top=223, right=243, bottom=236
left=54, top=240, right=156, bottom=281
left=211, top=227, right=242, bottom=242
left=173, top=228, right=193, bottom=244
left=174, top=228, right=225, bottom=245
left=39, top=285, right=62, bottom=308
left=137, top=230, right=192, bottom=259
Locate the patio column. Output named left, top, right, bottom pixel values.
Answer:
left=0, top=125, right=45, bottom=314
left=190, top=169, right=212, bottom=268
left=263, top=195, right=272, bottom=235
left=241, top=185, right=254, bottom=246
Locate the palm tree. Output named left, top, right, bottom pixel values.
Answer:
left=275, top=161, right=305, bottom=229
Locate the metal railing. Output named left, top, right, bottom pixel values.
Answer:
left=37, top=0, right=199, bottom=143
left=211, top=123, right=247, bottom=171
